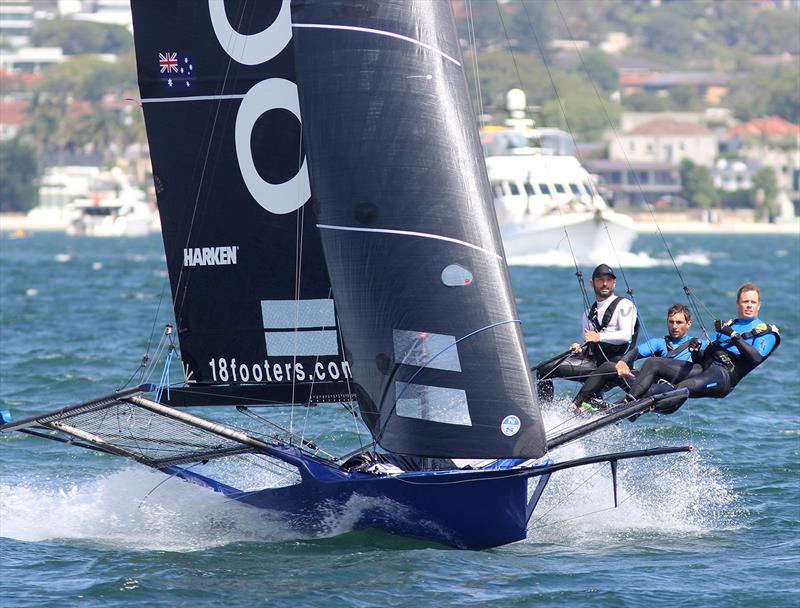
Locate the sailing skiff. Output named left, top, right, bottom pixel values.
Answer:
left=0, top=0, right=690, bottom=549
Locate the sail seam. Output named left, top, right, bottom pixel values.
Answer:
left=291, top=23, right=461, bottom=66
left=317, top=224, right=502, bottom=260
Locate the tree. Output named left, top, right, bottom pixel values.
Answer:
left=641, top=11, right=696, bottom=57
left=680, top=159, right=719, bottom=209
left=572, top=51, right=619, bottom=93
left=541, top=89, right=621, bottom=142
left=0, top=139, right=39, bottom=212
left=31, top=19, right=133, bottom=55
left=34, top=55, right=135, bottom=102
left=751, top=167, right=779, bottom=221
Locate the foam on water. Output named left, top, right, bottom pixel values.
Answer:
left=529, top=404, right=740, bottom=547
left=507, top=248, right=711, bottom=268
left=0, top=467, right=300, bottom=551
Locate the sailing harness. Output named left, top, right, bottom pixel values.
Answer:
left=699, top=320, right=781, bottom=387
left=587, top=296, right=640, bottom=363
left=663, top=336, right=700, bottom=360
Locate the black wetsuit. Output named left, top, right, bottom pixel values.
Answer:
left=628, top=318, right=779, bottom=409
left=572, top=334, right=696, bottom=406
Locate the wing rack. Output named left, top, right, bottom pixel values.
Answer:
left=0, top=384, right=272, bottom=470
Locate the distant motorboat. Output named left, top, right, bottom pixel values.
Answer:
left=486, top=146, right=637, bottom=261
left=28, top=166, right=157, bottom=236
left=483, top=90, right=637, bottom=263
left=65, top=193, right=155, bottom=238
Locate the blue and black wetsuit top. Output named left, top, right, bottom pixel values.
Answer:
left=696, top=317, right=780, bottom=388
left=621, top=334, right=697, bottom=365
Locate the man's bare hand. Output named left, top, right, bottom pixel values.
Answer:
left=570, top=342, right=583, bottom=354
left=615, top=360, right=633, bottom=378
left=583, top=329, right=600, bottom=343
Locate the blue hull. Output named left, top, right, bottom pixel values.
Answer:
left=170, top=446, right=551, bottom=550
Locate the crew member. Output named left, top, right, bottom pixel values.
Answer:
left=624, top=283, right=779, bottom=408
left=571, top=303, right=698, bottom=412
left=535, top=264, right=638, bottom=402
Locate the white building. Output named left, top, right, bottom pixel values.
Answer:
left=0, top=2, right=34, bottom=48
left=0, top=46, right=65, bottom=74
left=609, top=118, right=718, bottom=167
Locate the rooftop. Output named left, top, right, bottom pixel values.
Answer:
left=625, top=118, right=714, bottom=137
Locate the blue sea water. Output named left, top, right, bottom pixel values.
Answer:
left=1, top=232, right=798, bottom=607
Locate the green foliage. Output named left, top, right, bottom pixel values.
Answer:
left=571, top=51, right=619, bottom=93
left=31, top=18, right=133, bottom=55
left=751, top=167, right=780, bottom=220
left=455, top=1, right=798, bottom=135
left=33, top=55, right=135, bottom=101
left=728, top=64, right=800, bottom=123
left=0, top=139, right=39, bottom=212
left=718, top=188, right=751, bottom=210
left=680, top=159, right=719, bottom=209
left=454, top=0, right=552, bottom=56
left=641, top=10, right=696, bottom=56
left=541, top=91, right=621, bottom=142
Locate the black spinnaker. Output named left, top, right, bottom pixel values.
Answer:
left=132, top=1, right=352, bottom=399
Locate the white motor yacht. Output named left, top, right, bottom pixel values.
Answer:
left=484, top=91, right=637, bottom=263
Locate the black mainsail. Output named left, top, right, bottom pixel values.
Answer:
left=291, top=1, right=546, bottom=457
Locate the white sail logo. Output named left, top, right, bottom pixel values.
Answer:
left=183, top=246, right=238, bottom=267
left=209, top=0, right=310, bottom=215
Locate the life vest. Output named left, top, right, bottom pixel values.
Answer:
left=664, top=336, right=697, bottom=359
left=587, top=296, right=639, bottom=363
left=702, top=319, right=781, bottom=387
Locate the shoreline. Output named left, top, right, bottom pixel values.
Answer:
left=633, top=220, right=800, bottom=234
left=1, top=212, right=798, bottom=236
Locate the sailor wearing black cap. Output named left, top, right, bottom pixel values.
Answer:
left=535, top=263, right=638, bottom=403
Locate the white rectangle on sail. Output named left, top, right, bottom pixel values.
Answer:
left=393, top=330, right=461, bottom=372
left=394, top=382, right=471, bottom=426
left=265, top=331, right=339, bottom=356
left=261, top=299, right=336, bottom=329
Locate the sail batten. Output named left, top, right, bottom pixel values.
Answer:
left=290, top=22, right=462, bottom=66
left=316, top=224, right=504, bottom=259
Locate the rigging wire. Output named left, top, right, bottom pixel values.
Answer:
left=548, top=0, right=703, bottom=438
left=548, top=0, right=714, bottom=340
left=513, top=0, right=655, bottom=350
left=495, top=0, right=591, bottom=320
left=126, top=1, right=257, bottom=393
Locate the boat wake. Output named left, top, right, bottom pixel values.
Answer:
left=0, top=468, right=303, bottom=551
left=532, top=403, right=741, bottom=547
left=507, top=249, right=712, bottom=268
left=0, top=465, right=451, bottom=551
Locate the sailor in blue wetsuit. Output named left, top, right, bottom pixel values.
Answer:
left=625, top=283, right=779, bottom=411
left=571, top=303, right=698, bottom=411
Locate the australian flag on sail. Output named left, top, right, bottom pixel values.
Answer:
left=159, top=51, right=195, bottom=90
